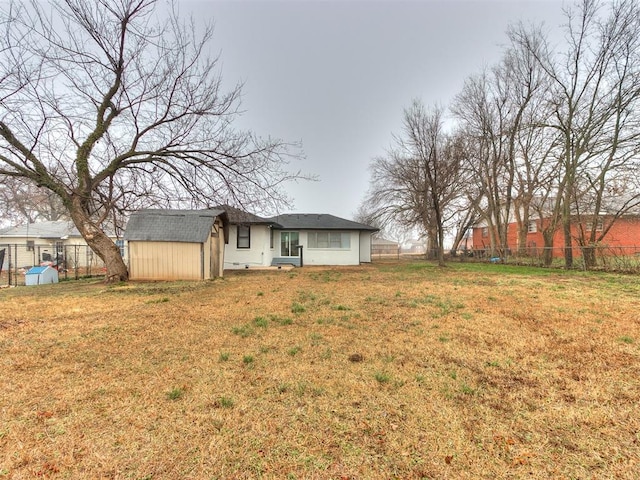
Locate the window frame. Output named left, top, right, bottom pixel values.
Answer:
left=116, top=239, right=125, bottom=258
left=586, top=219, right=604, bottom=232
left=280, top=231, right=299, bottom=257
left=307, top=231, right=351, bottom=249
left=237, top=225, right=251, bottom=249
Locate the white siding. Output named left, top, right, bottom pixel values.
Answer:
left=224, top=228, right=373, bottom=268
left=359, top=231, right=373, bottom=263
left=224, top=225, right=274, bottom=269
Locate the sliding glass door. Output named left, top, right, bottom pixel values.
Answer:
left=280, top=232, right=299, bottom=257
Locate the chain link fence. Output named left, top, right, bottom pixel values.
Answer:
left=450, top=245, right=640, bottom=272
left=0, top=243, right=126, bottom=287
left=3, top=242, right=640, bottom=287
left=370, top=245, right=640, bottom=273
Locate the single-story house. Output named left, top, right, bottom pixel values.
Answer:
left=221, top=206, right=378, bottom=268
left=0, top=220, right=120, bottom=271
left=124, top=209, right=229, bottom=280
left=404, top=239, right=426, bottom=254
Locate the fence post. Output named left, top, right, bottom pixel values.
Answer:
left=7, top=244, right=11, bottom=286
left=13, top=244, right=18, bottom=286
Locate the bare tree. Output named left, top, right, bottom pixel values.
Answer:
left=512, top=122, right=561, bottom=258
left=0, top=0, right=303, bottom=280
left=452, top=37, right=543, bottom=258
left=511, top=0, right=640, bottom=268
left=363, top=101, right=464, bottom=266
left=447, top=184, right=480, bottom=256
left=0, top=177, right=68, bottom=225
left=453, top=74, right=511, bottom=256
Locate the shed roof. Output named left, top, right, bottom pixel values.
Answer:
left=124, top=209, right=228, bottom=243
left=268, top=214, right=378, bottom=231
left=26, top=266, right=52, bottom=274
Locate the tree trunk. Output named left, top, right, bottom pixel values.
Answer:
left=542, top=230, right=554, bottom=266
left=434, top=222, right=446, bottom=267
left=562, top=218, right=573, bottom=268
left=514, top=202, right=530, bottom=257
left=487, top=220, right=499, bottom=257
left=517, top=224, right=528, bottom=257
left=582, top=245, right=596, bottom=270
left=69, top=198, right=128, bottom=282
left=426, top=229, right=438, bottom=260
left=561, top=192, right=573, bottom=268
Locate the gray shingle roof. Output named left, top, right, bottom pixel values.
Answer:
left=218, top=205, right=281, bottom=226
left=124, top=209, right=227, bottom=243
left=267, top=214, right=378, bottom=231
left=372, top=237, right=399, bottom=246
left=0, top=220, right=82, bottom=238
left=0, top=220, right=120, bottom=238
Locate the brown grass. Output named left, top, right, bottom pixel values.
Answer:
left=1, top=261, right=640, bottom=479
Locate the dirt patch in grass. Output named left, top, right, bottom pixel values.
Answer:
left=1, top=262, right=639, bottom=478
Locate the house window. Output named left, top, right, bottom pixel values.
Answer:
left=54, top=241, right=64, bottom=266
left=586, top=220, right=604, bottom=232
left=270, top=227, right=274, bottom=249
left=237, top=225, right=250, bottom=248
left=528, top=220, right=537, bottom=233
left=280, top=231, right=299, bottom=256
left=308, top=231, right=351, bottom=249
left=481, top=227, right=489, bottom=238
left=116, top=239, right=125, bottom=258
left=26, top=240, right=34, bottom=251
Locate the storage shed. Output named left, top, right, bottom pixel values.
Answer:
left=124, top=209, right=229, bottom=281
left=25, top=266, right=59, bottom=285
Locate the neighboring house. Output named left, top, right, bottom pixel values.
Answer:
left=124, top=209, right=228, bottom=280
left=0, top=220, right=120, bottom=270
left=403, top=239, right=426, bottom=254
left=371, top=237, right=400, bottom=256
left=471, top=214, right=640, bottom=256
left=221, top=206, right=379, bottom=268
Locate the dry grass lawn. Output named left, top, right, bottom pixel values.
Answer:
left=1, top=261, right=639, bottom=479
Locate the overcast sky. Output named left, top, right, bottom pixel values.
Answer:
left=182, top=0, right=567, bottom=220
